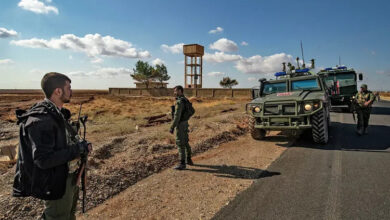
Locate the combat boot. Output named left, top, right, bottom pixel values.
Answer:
left=364, top=127, right=368, bottom=135
left=187, top=157, right=194, bottom=165
left=356, top=128, right=363, bottom=136
left=174, top=160, right=186, bottom=170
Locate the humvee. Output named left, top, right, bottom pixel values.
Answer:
left=317, top=66, right=363, bottom=110
left=247, top=60, right=331, bottom=144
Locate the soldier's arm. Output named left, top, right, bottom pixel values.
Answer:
left=28, top=116, right=80, bottom=169
left=170, top=99, right=184, bottom=130
left=366, top=93, right=375, bottom=106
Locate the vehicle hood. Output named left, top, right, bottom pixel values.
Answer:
left=251, top=90, right=325, bottom=104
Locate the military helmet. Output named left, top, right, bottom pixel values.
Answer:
left=360, top=84, right=368, bottom=89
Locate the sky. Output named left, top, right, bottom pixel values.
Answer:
left=0, top=0, right=390, bottom=90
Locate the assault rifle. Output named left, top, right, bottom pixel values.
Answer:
left=75, top=104, right=89, bottom=213
left=350, top=97, right=357, bottom=122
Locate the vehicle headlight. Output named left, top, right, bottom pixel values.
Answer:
left=313, top=103, right=320, bottom=109
left=304, top=104, right=313, bottom=111
left=253, top=106, right=261, bottom=113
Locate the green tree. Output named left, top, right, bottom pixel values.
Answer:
left=219, top=77, right=239, bottom=88
left=154, top=64, right=170, bottom=88
left=130, top=60, right=155, bottom=88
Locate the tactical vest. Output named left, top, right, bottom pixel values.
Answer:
left=356, top=91, right=373, bottom=108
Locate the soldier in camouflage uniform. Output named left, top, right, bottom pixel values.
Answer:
left=170, top=85, right=193, bottom=170
left=354, top=84, right=375, bottom=135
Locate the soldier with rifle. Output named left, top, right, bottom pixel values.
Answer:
left=13, top=72, right=92, bottom=219
left=352, top=84, right=375, bottom=136
left=170, top=85, right=195, bottom=170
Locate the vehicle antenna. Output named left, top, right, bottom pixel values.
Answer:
left=300, top=40, right=305, bottom=68
left=339, top=56, right=341, bottom=66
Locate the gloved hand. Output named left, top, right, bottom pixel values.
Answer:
left=78, top=140, right=91, bottom=157
left=169, top=127, right=174, bottom=134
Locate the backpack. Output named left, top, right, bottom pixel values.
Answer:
left=181, top=98, right=195, bottom=121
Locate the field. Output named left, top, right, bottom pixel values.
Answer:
left=0, top=91, right=256, bottom=219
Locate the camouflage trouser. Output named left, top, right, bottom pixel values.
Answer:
left=175, top=121, right=192, bottom=161
left=356, top=107, right=371, bottom=129
left=41, top=173, right=79, bottom=220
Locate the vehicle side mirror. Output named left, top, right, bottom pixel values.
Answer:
left=358, top=73, right=363, bottom=81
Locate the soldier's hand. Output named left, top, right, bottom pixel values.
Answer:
left=87, top=143, right=93, bottom=153
left=78, top=140, right=91, bottom=157
left=169, top=127, right=174, bottom=134
left=364, top=101, right=370, bottom=107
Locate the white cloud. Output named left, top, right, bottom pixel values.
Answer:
left=152, top=58, right=165, bottom=66
left=241, top=41, right=248, bottom=46
left=0, top=59, right=14, bottom=65
left=68, top=55, right=73, bottom=60
left=209, top=27, right=223, bottom=34
left=11, top=33, right=151, bottom=60
left=68, top=67, right=132, bottom=78
left=210, top=38, right=238, bottom=52
left=248, top=77, right=257, bottom=81
left=0, top=27, right=18, bottom=38
left=91, top=57, right=103, bottom=64
left=161, top=43, right=184, bottom=54
left=18, top=0, right=59, bottom=15
left=29, top=69, right=42, bottom=74
left=204, top=52, right=242, bottom=63
left=235, top=53, right=293, bottom=74
left=208, top=71, right=225, bottom=76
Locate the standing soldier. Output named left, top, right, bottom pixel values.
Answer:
left=354, top=84, right=375, bottom=135
left=13, top=72, right=92, bottom=219
left=170, top=85, right=194, bottom=170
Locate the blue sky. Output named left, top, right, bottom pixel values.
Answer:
left=1, top=0, right=389, bottom=90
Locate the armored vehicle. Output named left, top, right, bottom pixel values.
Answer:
left=247, top=60, right=331, bottom=144
left=317, top=66, right=363, bottom=109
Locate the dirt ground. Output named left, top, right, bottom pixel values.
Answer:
left=80, top=132, right=291, bottom=220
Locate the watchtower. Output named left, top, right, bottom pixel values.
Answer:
left=183, top=44, right=204, bottom=88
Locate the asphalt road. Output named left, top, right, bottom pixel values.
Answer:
left=213, top=101, right=390, bottom=220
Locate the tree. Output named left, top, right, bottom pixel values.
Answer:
left=220, top=77, right=239, bottom=88
left=154, top=64, right=170, bottom=88
left=130, top=60, right=155, bottom=88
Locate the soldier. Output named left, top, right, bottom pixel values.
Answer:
left=170, top=85, right=193, bottom=170
left=13, top=72, right=92, bottom=220
left=354, top=84, right=375, bottom=135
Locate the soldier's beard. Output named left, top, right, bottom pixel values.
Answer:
left=60, top=92, right=71, bottom=103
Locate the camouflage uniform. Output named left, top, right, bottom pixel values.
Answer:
left=355, top=89, right=375, bottom=134
left=170, top=95, right=192, bottom=165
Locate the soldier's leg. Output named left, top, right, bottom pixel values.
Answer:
left=42, top=175, right=77, bottom=220
left=69, top=174, right=80, bottom=220
left=183, top=122, right=193, bottom=165
left=356, top=108, right=364, bottom=135
left=174, top=123, right=186, bottom=170
left=363, top=109, right=371, bottom=134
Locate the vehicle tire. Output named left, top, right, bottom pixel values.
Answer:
left=312, top=109, right=329, bottom=144
left=249, top=116, right=266, bottom=140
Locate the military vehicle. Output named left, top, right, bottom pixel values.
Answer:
left=247, top=59, right=331, bottom=144
left=317, top=66, right=363, bottom=110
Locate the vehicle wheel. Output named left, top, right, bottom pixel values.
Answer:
left=249, top=116, right=266, bottom=140
left=312, top=109, right=329, bottom=144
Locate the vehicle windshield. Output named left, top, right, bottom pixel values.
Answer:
left=291, top=79, right=320, bottom=91
left=262, top=82, right=287, bottom=95
left=326, top=73, right=355, bottom=82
